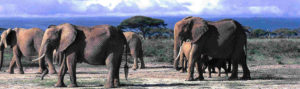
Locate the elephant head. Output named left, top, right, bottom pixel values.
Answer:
left=173, top=17, right=209, bottom=69
left=0, top=28, right=16, bottom=70
left=33, top=23, right=77, bottom=66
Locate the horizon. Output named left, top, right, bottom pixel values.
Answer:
left=0, top=0, right=299, bottom=18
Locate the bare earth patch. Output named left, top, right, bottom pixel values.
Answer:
left=0, top=62, right=300, bottom=89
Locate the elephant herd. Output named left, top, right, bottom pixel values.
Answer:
left=0, top=16, right=251, bottom=88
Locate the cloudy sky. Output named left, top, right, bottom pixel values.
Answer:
left=0, top=0, right=299, bottom=17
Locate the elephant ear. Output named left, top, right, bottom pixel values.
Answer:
left=57, top=24, right=77, bottom=52
left=3, top=28, right=13, bottom=48
left=190, top=19, right=209, bottom=43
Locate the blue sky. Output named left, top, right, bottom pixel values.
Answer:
left=0, top=0, right=299, bottom=17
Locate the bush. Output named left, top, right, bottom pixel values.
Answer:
left=142, top=39, right=173, bottom=62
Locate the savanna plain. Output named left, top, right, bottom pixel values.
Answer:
left=0, top=38, right=300, bottom=89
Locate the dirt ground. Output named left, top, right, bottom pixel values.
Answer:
left=0, top=62, right=300, bottom=89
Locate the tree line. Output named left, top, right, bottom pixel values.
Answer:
left=247, top=26, right=300, bottom=38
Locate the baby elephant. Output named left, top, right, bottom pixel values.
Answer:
left=203, top=56, right=229, bottom=78
left=174, top=41, right=199, bottom=73
left=174, top=41, right=228, bottom=78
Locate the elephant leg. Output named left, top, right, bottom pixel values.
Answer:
left=240, top=53, right=251, bottom=80
left=13, top=47, right=24, bottom=74
left=181, top=58, right=187, bottom=73
left=113, top=54, right=122, bottom=88
left=139, top=57, right=145, bottom=69
left=131, top=49, right=138, bottom=70
left=196, top=57, right=204, bottom=80
left=180, top=55, right=185, bottom=73
left=66, top=53, right=78, bottom=87
left=139, top=50, right=145, bottom=69
left=55, top=58, right=67, bottom=87
left=229, top=57, right=238, bottom=80
left=202, top=63, right=207, bottom=73
left=227, top=59, right=232, bottom=72
left=208, top=65, right=212, bottom=78
left=7, top=58, right=16, bottom=74
left=212, top=67, right=216, bottom=73
left=105, top=53, right=118, bottom=88
left=184, top=59, right=188, bottom=72
left=45, top=51, right=57, bottom=74
left=186, top=44, right=202, bottom=81
left=223, top=63, right=228, bottom=77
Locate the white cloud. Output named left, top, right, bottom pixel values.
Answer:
left=177, top=0, right=221, bottom=14
left=249, top=6, right=282, bottom=14
left=0, top=0, right=299, bottom=17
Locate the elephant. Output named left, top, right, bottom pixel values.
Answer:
left=32, top=23, right=129, bottom=88
left=173, top=16, right=251, bottom=81
left=174, top=41, right=193, bottom=73
left=173, top=41, right=220, bottom=74
left=123, top=32, right=145, bottom=70
left=0, top=28, right=57, bottom=74
left=202, top=56, right=228, bottom=78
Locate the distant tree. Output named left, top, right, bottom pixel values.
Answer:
left=293, top=27, right=300, bottom=36
left=251, top=29, right=267, bottom=38
left=273, top=28, right=297, bottom=38
left=118, top=16, right=167, bottom=39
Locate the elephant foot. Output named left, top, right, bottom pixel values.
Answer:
left=104, top=83, right=114, bottom=88
left=49, top=70, right=57, bottom=74
left=7, top=70, right=14, bottom=74
left=114, top=79, right=120, bottom=88
left=18, top=70, right=24, bottom=74
left=139, top=65, right=145, bottom=69
left=228, top=76, right=238, bottom=80
left=185, top=77, right=195, bottom=81
left=131, top=67, right=137, bottom=70
left=196, top=76, right=204, bottom=80
left=55, top=82, right=66, bottom=87
left=241, top=76, right=251, bottom=80
left=180, top=70, right=186, bottom=73
left=68, top=84, right=78, bottom=87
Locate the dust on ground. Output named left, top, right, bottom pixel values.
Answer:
left=0, top=62, right=299, bottom=89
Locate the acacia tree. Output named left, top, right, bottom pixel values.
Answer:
left=251, top=29, right=267, bottom=38
left=118, top=16, right=167, bottom=39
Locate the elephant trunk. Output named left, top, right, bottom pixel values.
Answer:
left=173, top=45, right=182, bottom=70
left=173, top=26, right=182, bottom=68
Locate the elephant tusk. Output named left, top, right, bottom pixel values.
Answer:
left=32, top=54, right=45, bottom=62
left=175, top=45, right=183, bottom=60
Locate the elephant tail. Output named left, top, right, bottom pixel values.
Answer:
left=245, top=36, right=248, bottom=60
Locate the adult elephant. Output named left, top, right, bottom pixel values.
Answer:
left=123, top=32, right=145, bottom=70
left=173, top=16, right=250, bottom=81
left=0, top=28, right=56, bottom=74
left=32, top=23, right=129, bottom=88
